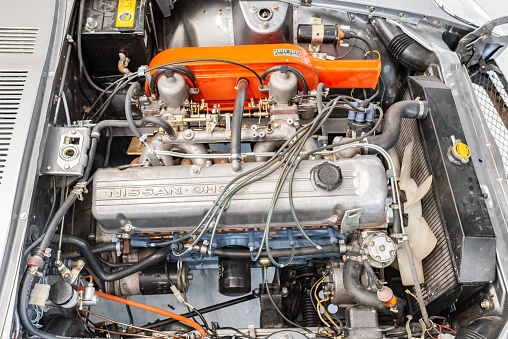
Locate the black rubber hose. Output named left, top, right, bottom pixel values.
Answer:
left=211, top=244, right=342, bottom=258
left=365, top=100, right=428, bottom=152
left=51, top=234, right=172, bottom=282
left=60, top=242, right=118, bottom=259
left=261, top=65, right=309, bottom=94
left=142, top=116, right=176, bottom=138
left=342, top=252, right=390, bottom=314
left=125, top=82, right=142, bottom=140
left=230, top=78, right=249, bottom=171
left=149, top=66, right=196, bottom=95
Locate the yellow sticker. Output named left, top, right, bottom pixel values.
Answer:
left=454, top=142, right=471, bottom=159
left=116, top=0, right=136, bottom=28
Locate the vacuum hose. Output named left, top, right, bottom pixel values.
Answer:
left=231, top=78, right=249, bottom=171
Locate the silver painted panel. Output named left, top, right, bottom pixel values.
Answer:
left=0, top=0, right=66, bottom=337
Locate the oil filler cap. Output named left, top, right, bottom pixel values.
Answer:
left=312, top=162, right=343, bottom=191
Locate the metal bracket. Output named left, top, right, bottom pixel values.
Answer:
left=456, top=16, right=508, bottom=68
left=309, top=17, right=322, bottom=52
left=340, top=208, right=363, bottom=233
left=146, top=148, right=162, bottom=166
left=40, top=126, right=91, bottom=176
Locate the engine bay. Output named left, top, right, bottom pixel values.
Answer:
left=16, top=1, right=508, bottom=338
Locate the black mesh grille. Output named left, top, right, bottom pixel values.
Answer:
left=469, top=69, right=508, bottom=176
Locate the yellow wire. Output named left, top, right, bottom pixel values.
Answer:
left=351, top=88, right=355, bottom=97
left=364, top=50, right=381, bottom=59
left=316, top=303, right=330, bottom=327
left=315, top=279, right=342, bottom=331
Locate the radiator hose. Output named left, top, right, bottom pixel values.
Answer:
left=231, top=78, right=249, bottom=171
left=342, top=252, right=390, bottom=315
left=365, top=100, right=428, bottom=152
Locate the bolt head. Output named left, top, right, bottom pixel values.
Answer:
left=369, top=7, right=375, bottom=12
left=20, top=213, right=27, bottom=220
left=331, top=215, right=339, bottom=223
left=273, top=4, right=278, bottom=10
left=46, top=166, right=52, bottom=170
left=71, top=129, right=77, bottom=134
left=64, top=164, right=70, bottom=170
left=261, top=22, right=269, bottom=29
left=399, top=13, right=404, bottom=17
left=123, top=223, right=133, bottom=232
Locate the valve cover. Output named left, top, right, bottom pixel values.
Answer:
left=92, top=156, right=387, bottom=233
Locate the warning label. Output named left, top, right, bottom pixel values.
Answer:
left=116, top=0, right=136, bottom=28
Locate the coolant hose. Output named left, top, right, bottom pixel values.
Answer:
left=365, top=100, right=428, bottom=152
left=51, top=235, right=173, bottom=282
left=231, top=78, right=249, bottom=171
left=342, top=252, right=390, bottom=314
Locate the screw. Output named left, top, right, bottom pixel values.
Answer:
left=446, top=73, right=452, bottom=78
left=71, top=129, right=77, bottom=134
left=273, top=4, right=278, bottom=10
left=20, top=213, right=27, bottom=220
left=261, top=22, right=269, bottom=29
left=331, top=215, right=339, bottom=223
left=225, top=131, right=232, bottom=138
left=192, top=167, right=199, bottom=174
left=46, top=166, right=52, bottom=170
left=64, top=164, right=70, bottom=170
left=433, top=21, right=440, bottom=26
left=376, top=255, right=381, bottom=260
left=480, top=299, right=491, bottom=309
left=293, top=122, right=300, bottom=128
left=370, top=241, right=375, bottom=247
left=390, top=250, right=396, bottom=256
left=64, top=273, right=71, bottom=279
left=369, top=7, right=375, bottom=12
left=123, top=223, right=133, bottom=232
left=273, top=122, right=279, bottom=128
left=86, top=17, right=98, bottom=30
left=379, top=245, right=386, bottom=251
left=250, top=5, right=257, bottom=12
left=399, top=13, right=404, bottom=17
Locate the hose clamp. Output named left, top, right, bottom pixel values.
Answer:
left=415, top=98, right=426, bottom=119
left=91, top=131, right=101, bottom=140
left=71, top=181, right=89, bottom=201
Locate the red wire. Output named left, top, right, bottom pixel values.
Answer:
left=433, top=323, right=456, bottom=333
left=76, top=287, right=207, bottom=336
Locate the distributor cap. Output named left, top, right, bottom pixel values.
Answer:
left=312, top=162, right=343, bottom=191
